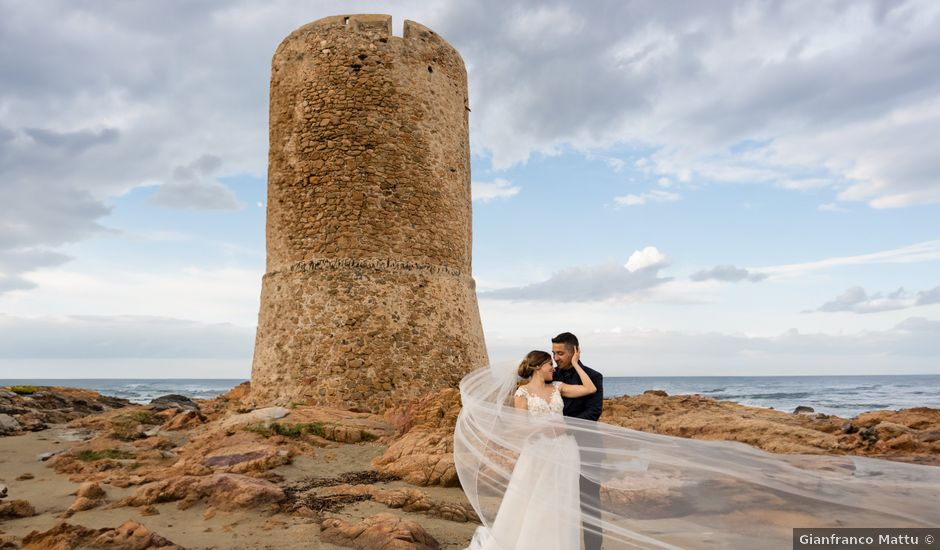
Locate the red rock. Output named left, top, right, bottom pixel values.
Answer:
left=319, top=513, right=439, bottom=549
left=601, top=393, right=940, bottom=460
left=316, top=484, right=477, bottom=522
left=63, top=482, right=108, bottom=516
left=163, top=410, right=205, bottom=431
left=373, top=431, right=458, bottom=487
left=118, top=473, right=284, bottom=511
left=0, top=498, right=36, bottom=519
left=21, top=521, right=181, bottom=549
left=200, top=445, right=289, bottom=474
left=374, top=389, right=461, bottom=487
left=76, top=481, right=107, bottom=499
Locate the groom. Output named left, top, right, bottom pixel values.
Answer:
left=552, top=332, right=604, bottom=550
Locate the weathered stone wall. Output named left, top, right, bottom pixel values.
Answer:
left=251, top=15, right=488, bottom=412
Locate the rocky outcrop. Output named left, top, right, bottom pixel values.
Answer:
left=601, top=393, right=940, bottom=461
left=0, top=498, right=36, bottom=519
left=315, top=484, right=477, bottom=523
left=0, top=387, right=129, bottom=436
left=373, top=389, right=462, bottom=486
left=377, top=388, right=940, bottom=490
left=319, top=513, right=439, bottom=550
left=116, top=474, right=285, bottom=511
left=48, top=397, right=396, bottom=491
left=21, top=521, right=181, bottom=550
left=149, top=395, right=201, bottom=412
left=219, top=407, right=290, bottom=430
left=64, top=482, right=108, bottom=516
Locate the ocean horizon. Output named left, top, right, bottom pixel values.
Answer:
left=4, top=373, right=939, bottom=418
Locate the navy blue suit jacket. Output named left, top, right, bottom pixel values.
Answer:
left=554, top=362, right=603, bottom=421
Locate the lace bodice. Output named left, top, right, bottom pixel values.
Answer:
left=514, top=382, right=564, bottom=417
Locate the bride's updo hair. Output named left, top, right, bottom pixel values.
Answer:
left=518, top=350, right=552, bottom=379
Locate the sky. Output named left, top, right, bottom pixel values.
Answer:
left=1, top=0, right=938, bottom=378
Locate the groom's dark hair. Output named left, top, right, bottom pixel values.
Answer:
left=551, top=332, right=579, bottom=350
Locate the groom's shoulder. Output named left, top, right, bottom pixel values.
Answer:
left=581, top=363, right=603, bottom=379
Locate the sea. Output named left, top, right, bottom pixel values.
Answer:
left=3, top=374, right=939, bottom=419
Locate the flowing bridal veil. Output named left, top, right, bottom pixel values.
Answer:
left=454, top=365, right=940, bottom=549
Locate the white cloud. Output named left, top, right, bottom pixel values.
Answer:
left=624, top=246, right=670, bottom=272
left=690, top=265, right=767, bottom=283
left=149, top=155, right=241, bottom=210
left=759, top=240, right=940, bottom=278
left=3, top=1, right=938, bottom=301
left=814, top=285, right=940, bottom=314
left=779, top=178, right=838, bottom=191
left=471, top=178, right=520, bottom=202
left=0, top=249, right=72, bottom=294
left=443, top=0, right=940, bottom=206
left=818, top=202, right=848, bottom=212
left=15, top=266, right=263, bottom=326
left=606, top=158, right=625, bottom=171
left=614, top=189, right=681, bottom=207
left=0, top=314, right=254, bottom=358
left=480, top=248, right=672, bottom=302
left=484, top=317, right=940, bottom=376
left=614, top=194, right=645, bottom=206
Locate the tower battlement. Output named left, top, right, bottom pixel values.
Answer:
left=280, top=15, right=459, bottom=55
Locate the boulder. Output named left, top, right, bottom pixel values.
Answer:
left=219, top=407, right=290, bottom=430
left=919, top=428, right=940, bottom=443
left=21, top=520, right=182, bottom=549
left=149, top=394, right=200, bottom=412
left=0, top=413, right=22, bottom=435
left=872, top=421, right=913, bottom=440
left=0, top=498, right=36, bottom=519
left=66, top=496, right=101, bottom=515
left=319, top=513, right=439, bottom=550
left=162, top=409, right=205, bottom=431
left=316, top=484, right=477, bottom=522
left=118, top=473, right=285, bottom=511
left=0, top=387, right=129, bottom=435
left=793, top=406, right=815, bottom=414
left=644, top=390, right=668, bottom=397
left=373, top=431, right=458, bottom=487
left=78, top=481, right=107, bottom=499
left=374, top=389, right=461, bottom=487
left=65, top=481, right=108, bottom=516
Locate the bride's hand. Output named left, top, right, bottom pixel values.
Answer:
left=572, top=345, right=581, bottom=368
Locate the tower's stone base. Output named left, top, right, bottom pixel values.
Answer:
left=250, top=258, right=488, bottom=412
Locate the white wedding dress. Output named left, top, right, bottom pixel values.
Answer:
left=456, top=366, right=940, bottom=549
left=465, top=382, right=582, bottom=550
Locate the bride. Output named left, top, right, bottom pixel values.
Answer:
left=455, top=352, right=940, bottom=549
left=464, top=348, right=596, bottom=550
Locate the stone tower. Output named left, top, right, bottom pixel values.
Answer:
left=251, top=15, right=488, bottom=412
